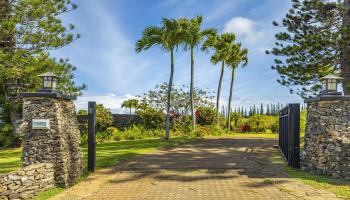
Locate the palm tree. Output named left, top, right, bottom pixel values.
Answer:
left=178, top=16, right=216, bottom=130
left=121, top=99, right=139, bottom=114
left=202, top=33, right=236, bottom=125
left=136, top=18, right=183, bottom=139
left=226, top=43, right=248, bottom=129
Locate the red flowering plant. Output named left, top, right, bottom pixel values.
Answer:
left=240, top=124, right=252, bottom=132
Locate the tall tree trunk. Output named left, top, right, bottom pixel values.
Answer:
left=342, top=0, right=350, bottom=94
left=227, top=67, right=235, bottom=130
left=190, top=47, right=195, bottom=130
left=216, top=61, right=225, bottom=125
left=165, top=49, right=174, bottom=140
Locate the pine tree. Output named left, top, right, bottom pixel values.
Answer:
left=260, top=103, right=264, bottom=114
left=0, top=0, right=85, bottom=143
left=267, top=0, right=350, bottom=98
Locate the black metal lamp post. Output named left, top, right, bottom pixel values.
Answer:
left=37, top=72, right=58, bottom=92
left=320, top=74, right=343, bottom=96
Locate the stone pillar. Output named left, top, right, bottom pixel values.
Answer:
left=21, top=92, right=83, bottom=187
left=302, top=96, right=350, bottom=179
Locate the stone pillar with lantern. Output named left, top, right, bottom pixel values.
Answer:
left=21, top=72, right=83, bottom=187
left=302, top=73, right=350, bottom=179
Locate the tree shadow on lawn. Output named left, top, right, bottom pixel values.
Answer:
left=81, top=137, right=196, bottom=170
left=106, top=138, right=293, bottom=186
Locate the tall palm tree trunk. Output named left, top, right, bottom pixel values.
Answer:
left=190, top=47, right=195, bottom=130
left=216, top=61, right=225, bottom=125
left=227, top=67, right=235, bottom=130
left=342, top=0, right=350, bottom=94
left=165, top=49, right=174, bottom=139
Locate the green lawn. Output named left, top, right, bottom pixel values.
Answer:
left=0, top=137, right=195, bottom=175
left=0, top=147, right=22, bottom=174
left=271, top=151, right=350, bottom=199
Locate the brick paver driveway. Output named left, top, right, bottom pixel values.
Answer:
left=51, top=138, right=341, bottom=200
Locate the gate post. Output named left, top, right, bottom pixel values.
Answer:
left=88, top=101, right=96, bottom=172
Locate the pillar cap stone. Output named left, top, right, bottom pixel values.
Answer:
left=21, top=91, right=76, bottom=100
left=304, top=95, right=350, bottom=103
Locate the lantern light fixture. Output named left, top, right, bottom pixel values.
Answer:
left=37, top=72, right=58, bottom=92
left=320, top=74, right=343, bottom=96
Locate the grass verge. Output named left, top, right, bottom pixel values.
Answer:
left=271, top=150, right=350, bottom=199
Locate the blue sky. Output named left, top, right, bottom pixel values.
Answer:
left=51, top=0, right=302, bottom=113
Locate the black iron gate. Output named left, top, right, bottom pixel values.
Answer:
left=279, top=103, right=300, bottom=168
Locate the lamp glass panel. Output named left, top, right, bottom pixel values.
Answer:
left=327, top=79, right=337, bottom=91
left=52, top=78, right=57, bottom=89
left=43, top=76, right=52, bottom=88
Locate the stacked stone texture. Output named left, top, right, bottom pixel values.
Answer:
left=0, top=163, right=54, bottom=200
left=22, top=97, right=83, bottom=187
left=302, top=99, right=350, bottom=179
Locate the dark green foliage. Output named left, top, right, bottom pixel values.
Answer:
left=136, top=107, right=166, bottom=129
left=172, top=115, right=192, bottom=134
left=267, top=0, right=349, bottom=98
left=0, top=123, right=13, bottom=147
left=195, top=106, right=217, bottom=126
left=96, top=104, right=113, bottom=132
left=0, top=0, right=85, bottom=141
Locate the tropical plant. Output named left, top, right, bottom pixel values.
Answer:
left=195, top=106, right=217, bottom=126
left=136, top=107, right=166, bottom=129
left=136, top=18, right=183, bottom=139
left=226, top=43, right=248, bottom=129
left=96, top=104, right=113, bottom=132
left=202, top=33, right=237, bottom=125
left=230, top=112, right=242, bottom=127
left=250, top=114, right=263, bottom=131
left=178, top=16, right=217, bottom=130
left=121, top=99, right=139, bottom=114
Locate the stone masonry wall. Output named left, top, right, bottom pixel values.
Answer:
left=0, top=163, right=54, bottom=200
left=22, top=97, right=83, bottom=187
left=77, top=114, right=142, bottom=132
left=301, top=99, right=350, bottom=178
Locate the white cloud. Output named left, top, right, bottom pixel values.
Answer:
left=223, top=17, right=265, bottom=45
left=74, top=93, right=136, bottom=114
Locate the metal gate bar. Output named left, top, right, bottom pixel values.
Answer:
left=279, top=103, right=300, bottom=168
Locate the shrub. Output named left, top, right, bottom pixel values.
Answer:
left=173, top=115, right=192, bottom=134
left=192, top=126, right=211, bottom=137
left=96, top=104, right=113, bottom=132
left=137, top=107, right=165, bottom=129
left=195, top=107, right=216, bottom=126
left=270, top=121, right=279, bottom=133
left=106, top=127, right=120, bottom=141
left=241, top=124, right=252, bottom=132
left=206, top=124, right=226, bottom=136
left=0, top=124, right=13, bottom=147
